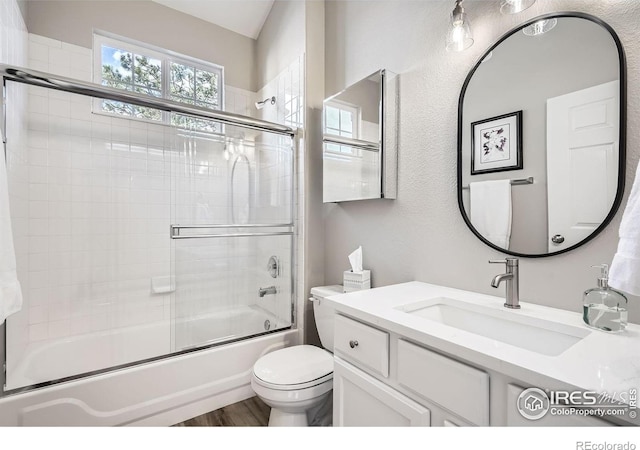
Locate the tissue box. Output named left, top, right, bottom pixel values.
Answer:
left=343, top=270, right=371, bottom=293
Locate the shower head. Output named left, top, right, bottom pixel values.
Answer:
left=255, top=96, right=276, bottom=110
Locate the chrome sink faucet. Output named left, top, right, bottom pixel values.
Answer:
left=489, top=258, right=520, bottom=309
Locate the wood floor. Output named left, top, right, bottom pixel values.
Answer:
left=173, top=396, right=271, bottom=427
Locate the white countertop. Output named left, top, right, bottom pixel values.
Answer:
left=324, top=281, right=640, bottom=424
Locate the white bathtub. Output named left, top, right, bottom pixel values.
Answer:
left=6, top=305, right=284, bottom=391
left=0, top=306, right=298, bottom=426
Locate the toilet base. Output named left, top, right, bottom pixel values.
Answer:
left=268, top=408, right=308, bottom=427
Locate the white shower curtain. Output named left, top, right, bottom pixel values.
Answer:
left=0, top=148, right=23, bottom=324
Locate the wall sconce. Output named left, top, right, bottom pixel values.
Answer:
left=500, top=0, right=536, bottom=14
left=446, top=0, right=474, bottom=52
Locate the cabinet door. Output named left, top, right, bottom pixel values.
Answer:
left=396, top=339, right=490, bottom=425
left=333, top=357, right=431, bottom=427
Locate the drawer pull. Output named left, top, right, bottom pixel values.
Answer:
left=349, top=340, right=359, bottom=349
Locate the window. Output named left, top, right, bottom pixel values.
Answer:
left=94, top=32, right=224, bottom=132
left=323, top=101, right=360, bottom=154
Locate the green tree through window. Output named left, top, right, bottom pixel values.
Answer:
left=96, top=34, right=224, bottom=132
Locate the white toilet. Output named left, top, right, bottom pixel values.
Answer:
left=251, top=285, right=342, bottom=426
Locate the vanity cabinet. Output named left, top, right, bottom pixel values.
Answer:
left=334, top=314, right=485, bottom=427
left=333, top=313, right=619, bottom=427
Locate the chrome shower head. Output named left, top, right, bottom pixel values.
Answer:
left=255, top=96, right=276, bottom=110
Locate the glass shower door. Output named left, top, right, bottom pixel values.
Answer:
left=170, top=123, right=294, bottom=351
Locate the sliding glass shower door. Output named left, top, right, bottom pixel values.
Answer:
left=3, top=77, right=295, bottom=391
left=170, top=123, right=294, bottom=351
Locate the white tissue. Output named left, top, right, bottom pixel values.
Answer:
left=348, top=246, right=363, bottom=273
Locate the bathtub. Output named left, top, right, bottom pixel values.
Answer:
left=0, top=306, right=298, bottom=426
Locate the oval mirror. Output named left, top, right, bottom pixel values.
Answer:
left=457, top=12, right=626, bottom=257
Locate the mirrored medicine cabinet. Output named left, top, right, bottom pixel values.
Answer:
left=323, top=69, right=398, bottom=203
left=457, top=12, right=626, bottom=257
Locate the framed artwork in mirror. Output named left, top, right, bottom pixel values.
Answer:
left=471, top=110, right=523, bottom=175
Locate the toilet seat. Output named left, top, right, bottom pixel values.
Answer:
left=252, top=345, right=333, bottom=391
left=253, top=371, right=333, bottom=391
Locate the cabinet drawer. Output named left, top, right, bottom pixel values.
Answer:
left=397, top=339, right=489, bottom=425
left=334, top=315, right=389, bottom=377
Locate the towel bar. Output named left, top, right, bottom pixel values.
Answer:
left=462, top=177, right=534, bottom=190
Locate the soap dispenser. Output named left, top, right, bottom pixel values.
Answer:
left=583, top=264, right=628, bottom=332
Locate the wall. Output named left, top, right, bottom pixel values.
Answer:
left=462, top=18, right=618, bottom=254
left=256, top=0, right=305, bottom=91
left=25, top=0, right=256, bottom=91
left=323, top=0, right=640, bottom=323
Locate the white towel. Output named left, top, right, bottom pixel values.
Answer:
left=610, top=161, right=640, bottom=295
left=470, top=180, right=512, bottom=249
left=0, top=151, right=23, bottom=324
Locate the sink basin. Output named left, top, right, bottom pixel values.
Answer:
left=396, top=297, right=590, bottom=356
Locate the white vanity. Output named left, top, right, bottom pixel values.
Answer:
left=325, top=282, right=640, bottom=427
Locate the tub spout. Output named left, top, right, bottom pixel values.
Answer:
left=258, top=286, right=277, bottom=298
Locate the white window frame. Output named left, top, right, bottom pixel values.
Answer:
left=324, top=100, right=361, bottom=156
left=93, top=31, right=225, bottom=127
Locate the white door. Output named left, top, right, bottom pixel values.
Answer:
left=546, top=81, right=619, bottom=252
left=333, top=357, right=431, bottom=427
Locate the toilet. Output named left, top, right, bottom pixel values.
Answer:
left=251, top=285, right=342, bottom=426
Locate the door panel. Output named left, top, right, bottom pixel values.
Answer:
left=546, top=81, right=619, bottom=252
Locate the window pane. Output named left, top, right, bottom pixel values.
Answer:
left=133, top=54, right=162, bottom=92
left=325, top=106, right=339, bottom=131
left=171, top=114, right=219, bottom=133
left=195, top=69, right=218, bottom=105
left=134, top=86, right=162, bottom=98
left=101, top=46, right=132, bottom=88
left=340, top=110, right=353, bottom=133
left=102, top=100, right=134, bottom=116
left=170, top=62, right=195, bottom=99
left=171, top=96, right=195, bottom=105
left=97, top=37, right=223, bottom=124
left=132, top=105, right=162, bottom=121
left=326, top=143, right=341, bottom=153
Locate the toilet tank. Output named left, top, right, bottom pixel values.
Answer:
left=310, top=285, right=343, bottom=352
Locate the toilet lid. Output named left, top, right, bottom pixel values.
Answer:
left=253, top=345, right=333, bottom=386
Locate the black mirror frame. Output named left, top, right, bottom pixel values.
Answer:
left=457, top=11, right=627, bottom=258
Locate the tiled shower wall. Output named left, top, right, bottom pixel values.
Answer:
left=6, top=33, right=299, bottom=358
left=256, top=55, right=305, bottom=323
left=2, top=0, right=29, bottom=380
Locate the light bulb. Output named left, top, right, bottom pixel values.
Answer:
left=446, top=2, right=473, bottom=53
left=523, top=18, right=558, bottom=36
